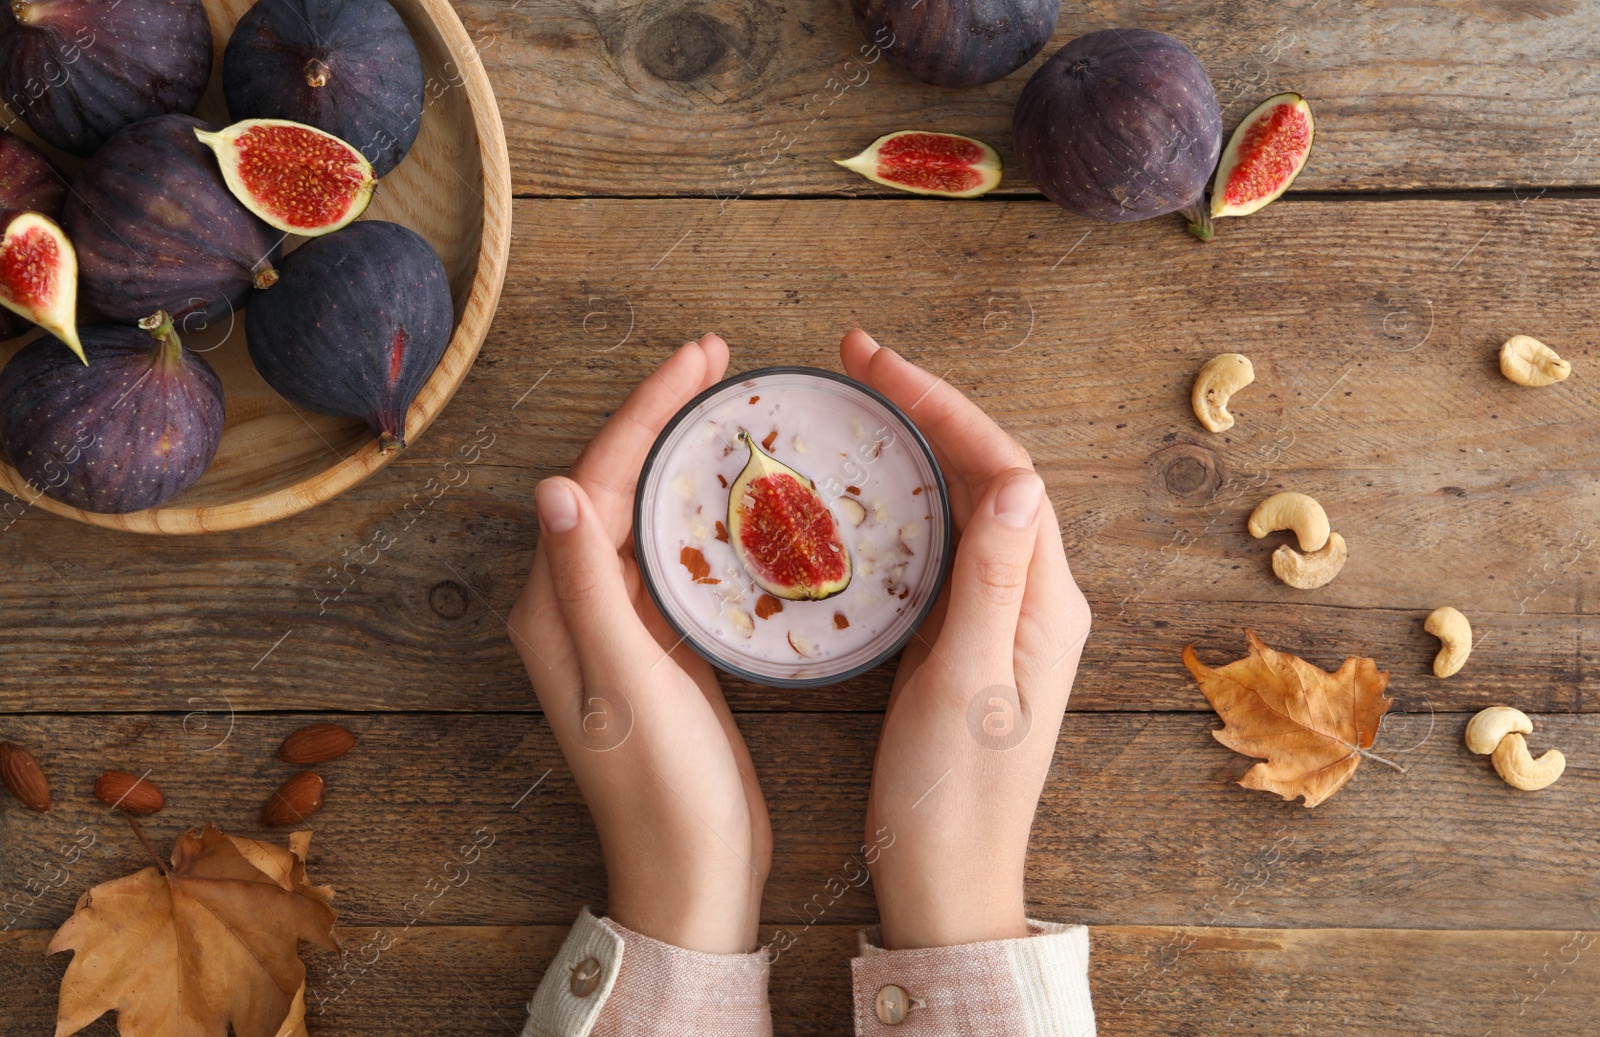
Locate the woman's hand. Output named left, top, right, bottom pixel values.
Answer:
left=840, top=329, right=1092, bottom=951
left=507, top=335, right=772, bottom=954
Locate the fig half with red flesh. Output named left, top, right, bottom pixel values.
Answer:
left=0, top=131, right=66, bottom=343
left=195, top=119, right=375, bottom=235
left=1210, top=93, right=1315, bottom=220
left=728, top=430, right=852, bottom=601
left=0, top=211, right=82, bottom=363
left=835, top=131, right=1001, bottom=198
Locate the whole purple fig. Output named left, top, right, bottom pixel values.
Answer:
left=224, top=0, right=425, bottom=178
left=853, top=0, right=1060, bottom=88
left=63, top=115, right=280, bottom=328
left=0, top=0, right=212, bottom=155
left=0, top=312, right=224, bottom=513
left=246, top=220, right=453, bottom=452
left=1014, top=29, right=1221, bottom=237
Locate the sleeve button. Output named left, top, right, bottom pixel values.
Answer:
left=570, top=956, right=602, bottom=998
left=875, top=984, right=911, bottom=1024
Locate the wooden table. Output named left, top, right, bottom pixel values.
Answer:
left=3, top=1, right=1597, bottom=1033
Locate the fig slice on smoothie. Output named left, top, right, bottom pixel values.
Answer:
left=728, top=429, right=852, bottom=601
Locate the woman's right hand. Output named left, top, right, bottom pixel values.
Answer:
left=839, top=329, right=1092, bottom=950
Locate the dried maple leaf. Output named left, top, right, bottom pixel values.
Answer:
left=1183, top=630, right=1393, bottom=807
left=48, top=823, right=338, bottom=1037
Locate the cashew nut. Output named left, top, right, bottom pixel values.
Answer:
left=1491, top=733, right=1566, bottom=791
left=1423, top=606, right=1472, bottom=678
left=1247, top=492, right=1330, bottom=552
left=1271, top=532, right=1347, bottom=589
left=1465, top=705, right=1533, bottom=755
left=1191, top=353, right=1255, bottom=433
left=1500, top=335, right=1572, bottom=387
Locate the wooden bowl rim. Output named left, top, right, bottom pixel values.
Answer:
left=2, top=0, right=512, bottom=535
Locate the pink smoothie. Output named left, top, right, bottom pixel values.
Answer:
left=635, top=369, right=949, bottom=686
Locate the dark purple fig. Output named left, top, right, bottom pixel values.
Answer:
left=62, top=115, right=280, bottom=328
left=853, top=0, right=1060, bottom=88
left=0, top=0, right=212, bottom=156
left=224, top=0, right=425, bottom=178
left=1013, top=29, right=1222, bottom=238
left=246, top=220, right=453, bottom=452
left=0, top=312, right=224, bottom=513
left=0, top=130, right=65, bottom=341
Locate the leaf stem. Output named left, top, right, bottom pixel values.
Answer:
left=1354, top=746, right=1409, bottom=774
left=126, top=816, right=168, bottom=875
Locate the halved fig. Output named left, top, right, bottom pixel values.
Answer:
left=1210, top=93, right=1315, bottom=221
left=194, top=119, right=375, bottom=235
left=0, top=210, right=82, bottom=363
left=835, top=131, right=1001, bottom=198
left=727, top=430, right=852, bottom=601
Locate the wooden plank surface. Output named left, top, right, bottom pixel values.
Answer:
left=1, top=712, right=1593, bottom=933
left=6, top=0, right=1600, bottom=1029
left=4, top=924, right=1597, bottom=1036
left=2, top=198, right=1595, bottom=714
left=459, top=0, right=1600, bottom=195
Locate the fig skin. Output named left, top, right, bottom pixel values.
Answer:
left=0, top=315, right=224, bottom=513
left=853, top=0, right=1059, bottom=89
left=245, top=220, right=453, bottom=452
left=0, top=130, right=65, bottom=341
left=0, top=0, right=212, bottom=156
left=224, top=0, right=426, bottom=178
left=1014, top=28, right=1221, bottom=233
left=62, top=115, right=281, bottom=329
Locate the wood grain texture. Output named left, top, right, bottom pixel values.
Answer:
left=1, top=198, right=1595, bottom=713
left=0, top=712, right=1593, bottom=933
left=0, top=0, right=513, bottom=533
left=4, top=923, right=1597, bottom=1036
left=455, top=0, right=1600, bottom=196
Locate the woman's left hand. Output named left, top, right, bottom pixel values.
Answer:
left=508, top=335, right=772, bottom=954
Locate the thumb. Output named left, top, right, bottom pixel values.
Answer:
left=936, top=469, right=1045, bottom=675
left=536, top=476, right=656, bottom=680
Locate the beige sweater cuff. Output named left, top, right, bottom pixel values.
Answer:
left=850, top=920, right=1096, bottom=1036
left=523, top=906, right=772, bottom=1037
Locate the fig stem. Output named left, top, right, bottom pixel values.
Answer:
left=378, top=432, right=403, bottom=454
left=10, top=0, right=36, bottom=24
left=137, top=310, right=183, bottom=364
left=304, top=58, right=331, bottom=88
left=1184, top=203, right=1215, bottom=241
left=254, top=264, right=280, bottom=290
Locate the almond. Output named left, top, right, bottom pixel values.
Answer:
left=1, top=743, right=51, bottom=812
left=262, top=771, right=326, bottom=827
left=94, top=771, right=165, bottom=814
left=277, top=722, right=356, bottom=765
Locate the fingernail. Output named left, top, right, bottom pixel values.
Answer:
left=858, top=330, right=881, bottom=349
left=536, top=479, right=580, bottom=534
left=994, top=472, right=1043, bottom=530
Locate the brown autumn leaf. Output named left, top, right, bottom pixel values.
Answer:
left=48, top=823, right=338, bottom=1037
left=1183, top=630, right=1393, bottom=807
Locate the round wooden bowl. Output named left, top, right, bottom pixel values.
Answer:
left=0, top=0, right=511, bottom=533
